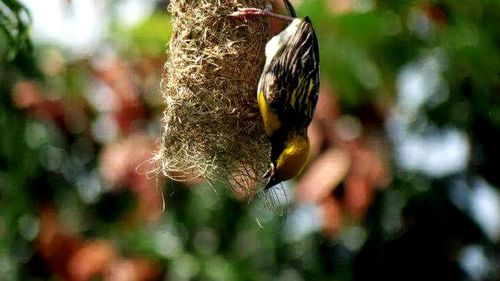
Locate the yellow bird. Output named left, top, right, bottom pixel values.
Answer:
left=231, top=0, right=320, bottom=189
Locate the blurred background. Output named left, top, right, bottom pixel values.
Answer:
left=1, top=0, right=499, bottom=280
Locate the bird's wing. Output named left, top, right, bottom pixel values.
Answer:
left=261, top=17, right=320, bottom=129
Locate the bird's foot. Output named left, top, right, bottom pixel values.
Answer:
left=229, top=8, right=267, bottom=19
left=228, top=7, right=294, bottom=22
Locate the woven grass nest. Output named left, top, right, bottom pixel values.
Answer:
left=158, top=0, right=272, bottom=196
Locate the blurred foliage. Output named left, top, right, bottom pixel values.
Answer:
left=0, top=0, right=499, bottom=281
left=115, top=12, right=173, bottom=56
left=0, top=0, right=37, bottom=79
left=0, top=0, right=32, bottom=60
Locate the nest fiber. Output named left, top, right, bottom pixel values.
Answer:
left=159, top=0, right=271, bottom=194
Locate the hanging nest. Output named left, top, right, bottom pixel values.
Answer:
left=158, top=0, right=271, bottom=196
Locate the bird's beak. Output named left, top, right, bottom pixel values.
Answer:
left=265, top=176, right=281, bottom=190
left=263, top=163, right=275, bottom=178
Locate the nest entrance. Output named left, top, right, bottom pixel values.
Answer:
left=159, top=0, right=271, bottom=195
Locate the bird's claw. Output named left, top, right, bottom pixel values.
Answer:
left=228, top=8, right=266, bottom=19
left=227, top=6, right=295, bottom=22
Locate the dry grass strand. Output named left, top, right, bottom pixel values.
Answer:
left=158, top=0, right=271, bottom=196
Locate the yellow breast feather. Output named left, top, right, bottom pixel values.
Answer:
left=258, top=91, right=281, bottom=136
left=275, top=134, right=310, bottom=180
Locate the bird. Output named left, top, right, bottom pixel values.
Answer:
left=230, top=0, right=320, bottom=189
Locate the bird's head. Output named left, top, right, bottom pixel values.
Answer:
left=263, top=133, right=310, bottom=190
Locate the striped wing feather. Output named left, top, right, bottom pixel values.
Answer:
left=262, top=17, right=320, bottom=130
